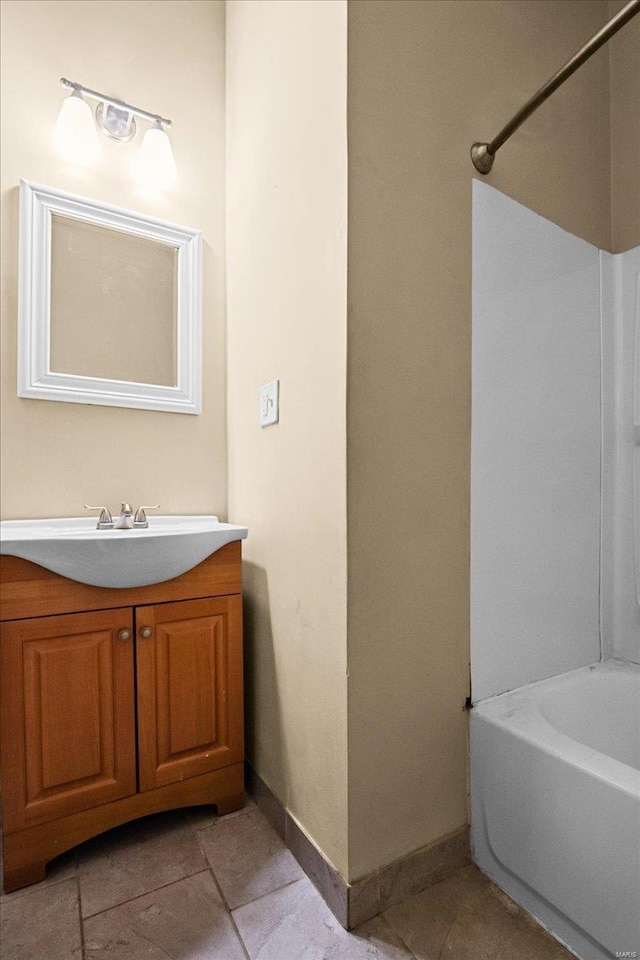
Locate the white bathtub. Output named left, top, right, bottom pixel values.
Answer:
left=471, top=660, right=640, bottom=960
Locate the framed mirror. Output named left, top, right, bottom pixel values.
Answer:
left=18, top=180, right=202, bottom=414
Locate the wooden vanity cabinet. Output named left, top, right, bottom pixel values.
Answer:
left=0, top=543, right=244, bottom=893
left=136, top=595, right=243, bottom=791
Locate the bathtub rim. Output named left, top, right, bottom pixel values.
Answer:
left=471, top=659, right=640, bottom=797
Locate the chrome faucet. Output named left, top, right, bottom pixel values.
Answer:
left=114, top=502, right=134, bottom=529
left=85, top=502, right=159, bottom=530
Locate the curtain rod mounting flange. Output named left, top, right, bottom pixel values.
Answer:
left=471, top=143, right=495, bottom=175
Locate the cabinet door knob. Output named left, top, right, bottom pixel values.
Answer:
left=117, top=629, right=131, bottom=642
left=140, top=627, right=152, bottom=639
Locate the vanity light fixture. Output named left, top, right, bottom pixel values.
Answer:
left=53, top=87, right=101, bottom=166
left=54, top=78, right=176, bottom=189
left=132, top=120, right=177, bottom=192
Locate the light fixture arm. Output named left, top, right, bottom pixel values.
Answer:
left=60, top=78, right=172, bottom=128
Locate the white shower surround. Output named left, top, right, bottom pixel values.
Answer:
left=471, top=181, right=602, bottom=702
left=472, top=180, right=640, bottom=694
left=601, top=246, right=640, bottom=663
left=471, top=181, right=640, bottom=960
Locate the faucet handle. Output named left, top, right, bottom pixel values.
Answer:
left=84, top=505, right=114, bottom=530
left=133, top=504, right=160, bottom=528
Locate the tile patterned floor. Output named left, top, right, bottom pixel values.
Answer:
left=0, top=799, right=573, bottom=960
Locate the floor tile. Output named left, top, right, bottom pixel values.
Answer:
left=378, top=826, right=470, bottom=912
left=233, top=876, right=415, bottom=960
left=198, top=806, right=304, bottom=909
left=0, top=877, right=82, bottom=960
left=439, top=876, right=572, bottom=960
left=186, top=796, right=257, bottom=832
left=384, top=864, right=472, bottom=958
left=384, top=864, right=571, bottom=960
left=77, top=810, right=207, bottom=918
left=1, top=850, right=77, bottom=902
left=83, top=870, right=247, bottom=960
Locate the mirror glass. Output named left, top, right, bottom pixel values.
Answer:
left=18, top=181, right=202, bottom=414
left=49, top=215, right=178, bottom=387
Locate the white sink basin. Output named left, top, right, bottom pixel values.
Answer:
left=0, top=516, right=248, bottom=588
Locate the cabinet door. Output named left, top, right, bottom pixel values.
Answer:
left=0, top=609, right=136, bottom=832
left=136, top=595, right=243, bottom=791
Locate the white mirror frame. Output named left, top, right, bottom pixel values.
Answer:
left=18, top=180, right=202, bottom=414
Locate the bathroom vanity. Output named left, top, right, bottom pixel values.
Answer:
left=0, top=540, right=245, bottom=893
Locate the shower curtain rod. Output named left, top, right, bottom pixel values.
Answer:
left=471, top=0, right=640, bottom=174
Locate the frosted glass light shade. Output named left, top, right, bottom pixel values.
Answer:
left=133, top=123, right=177, bottom=191
left=54, top=91, right=100, bottom=166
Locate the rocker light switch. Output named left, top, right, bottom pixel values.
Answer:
left=259, top=379, right=279, bottom=427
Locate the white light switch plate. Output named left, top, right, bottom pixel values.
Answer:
left=259, top=379, right=279, bottom=427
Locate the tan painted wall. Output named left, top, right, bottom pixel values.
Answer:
left=0, top=0, right=226, bottom=520
left=609, top=0, right=640, bottom=253
left=226, top=0, right=349, bottom=875
left=346, top=0, right=612, bottom=880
